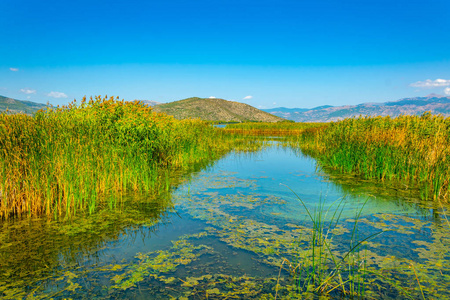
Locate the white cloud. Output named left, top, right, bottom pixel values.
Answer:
left=47, top=91, right=68, bottom=98
left=410, top=79, right=450, bottom=88
left=9, top=68, right=19, bottom=72
left=20, top=88, right=36, bottom=94
left=445, top=87, right=450, bottom=95
left=209, top=96, right=216, bottom=99
left=273, top=102, right=277, bottom=105
left=243, top=95, right=253, bottom=100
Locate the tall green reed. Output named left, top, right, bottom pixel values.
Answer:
left=280, top=114, right=450, bottom=202
left=224, top=121, right=327, bottom=136
left=0, top=96, right=260, bottom=219
left=279, top=187, right=385, bottom=299
left=226, top=115, right=450, bottom=202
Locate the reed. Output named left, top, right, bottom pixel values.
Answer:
left=234, top=115, right=450, bottom=202
left=224, top=121, right=327, bottom=136
left=278, top=189, right=388, bottom=299
left=290, top=114, right=450, bottom=202
left=0, top=96, right=255, bottom=219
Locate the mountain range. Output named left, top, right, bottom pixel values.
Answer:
left=3, top=94, right=450, bottom=123
left=263, top=94, right=450, bottom=122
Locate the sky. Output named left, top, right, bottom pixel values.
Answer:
left=1, top=0, right=450, bottom=109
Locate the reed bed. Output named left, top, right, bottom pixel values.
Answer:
left=289, top=114, right=450, bottom=202
left=227, top=115, right=450, bottom=202
left=0, top=96, right=254, bottom=219
left=224, top=122, right=327, bottom=136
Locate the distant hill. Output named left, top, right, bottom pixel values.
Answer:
left=264, top=94, right=450, bottom=122
left=264, top=107, right=310, bottom=114
left=153, top=97, right=285, bottom=122
left=135, top=100, right=160, bottom=107
left=0, top=95, right=47, bottom=115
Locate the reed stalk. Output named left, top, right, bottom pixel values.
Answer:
left=229, top=114, right=450, bottom=202
left=0, top=96, right=257, bottom=219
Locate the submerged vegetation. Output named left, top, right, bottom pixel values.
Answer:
left=3, top=101, right=450, bottom=299
left=283, top=193, right=379, bottom=299
left=0, top=96, right=261, bottom=219
left=4, top=160, right=447, bottom=299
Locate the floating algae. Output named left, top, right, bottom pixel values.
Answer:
left=3, top=143, right=450, bottom=299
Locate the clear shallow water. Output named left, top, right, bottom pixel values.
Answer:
left=1, top=142, right=450, bottom=299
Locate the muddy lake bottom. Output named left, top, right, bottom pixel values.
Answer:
left=1, top=142, right=450, bottom=299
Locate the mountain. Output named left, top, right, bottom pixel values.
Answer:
left=0, top=95, right=47, bottom=115
left=135, top=100, right=160, bottom=107
left=263, top=94, right=450, bottom=122
left=153, top=97, right=285, bottom=122
left=264, top=107, right=310, bottom=114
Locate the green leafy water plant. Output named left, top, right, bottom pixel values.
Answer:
left=280, top=187, right=387, bottom=299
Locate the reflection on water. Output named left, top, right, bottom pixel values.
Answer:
left=1, top=142, right=450, bottom=299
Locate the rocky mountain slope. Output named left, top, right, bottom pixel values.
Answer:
left=264, top=94, right=450, bottom=122
left=153, top=97, right=285, bottom=122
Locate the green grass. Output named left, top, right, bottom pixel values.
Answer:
left=0, top=96, right=261, bottom=219
left=276, top=188, right=391, bottom=299
left=223, top=121, right=326, bottom=136
left=290, top=114, right=450, bottom=202
left=227, top=115, right=450, bottom=202
left=225, top=121, right=324, bottom=130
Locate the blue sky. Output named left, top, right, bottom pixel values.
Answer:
left=1, top=0, right=450, bottom=108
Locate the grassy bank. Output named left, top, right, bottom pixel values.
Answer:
left=0, top=96, right=257, bottom=219
left=224, top=121, right=326, bottom=136
left=227, top=115, right=450, bottom=202
left=291, top=114, right=450, bottom=201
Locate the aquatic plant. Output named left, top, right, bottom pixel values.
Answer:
left=0, top=96, right=261, bottom=219
left=0, top=190, right=175, bottom=299
left=291, top=114, right=450, bottom=202
left=111, top=239, right=213, bottom=290
left=224, top=121, right=327, bottom=136
left=4, top=132, right=450, bottom=300
left=278, top=189, right=386, bottom=299
left=233, top=115, right=450, bottom=202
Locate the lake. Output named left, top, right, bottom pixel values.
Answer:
left=1, top=141, right=449, bottom=299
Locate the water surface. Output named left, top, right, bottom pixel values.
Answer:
left=1, top=142, right=449, bottom=299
